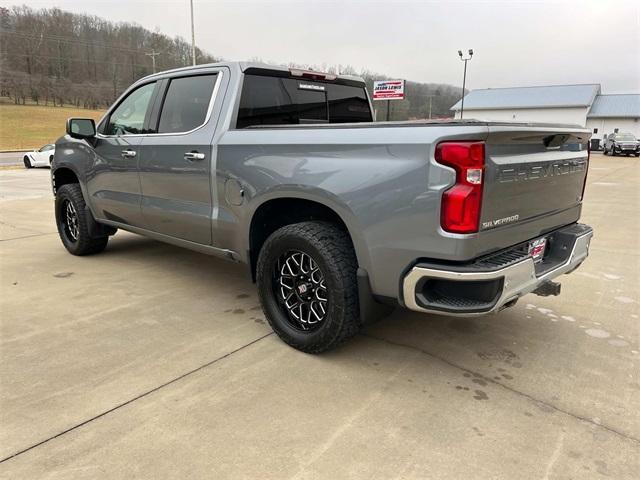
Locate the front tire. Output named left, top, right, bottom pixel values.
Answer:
left=256, top=221, right=360, bottom=353
left=23, top=156, right=32, bottom=168
left=55, top=184, right=108, bottom=256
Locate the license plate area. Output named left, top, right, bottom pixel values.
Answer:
left=528, top=237, right=547, bottom=263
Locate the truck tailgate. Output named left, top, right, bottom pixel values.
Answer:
left=481, top=126, right=589, bottom=235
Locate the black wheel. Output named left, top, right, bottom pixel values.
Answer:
left=603, top=147, right=608, bottom=155
left=611, top=146, right=616, bottom=156
left=635, top=153, right=639, bottom=157
left=49, top=155, right=54, bottom=167
left=256, top=221, right=360, bottom=353
left=23, top=156, right=32, bottom=168
left=55, top=184, right=108, bottom=256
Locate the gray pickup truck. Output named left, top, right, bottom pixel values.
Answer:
left=53, top=62, right=593, bottom=352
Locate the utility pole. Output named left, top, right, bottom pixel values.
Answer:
left=457, top=49, right=473, bottom=119
left=190, top=0, right=197, bottom=65
left=145, top=50, right=160, bottom=73
left=425, top=95, right=436, bottom=119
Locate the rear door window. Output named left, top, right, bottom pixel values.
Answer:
left=237, top=74, right=372, bottom=128
left=157, top=74, right=217, bottom=134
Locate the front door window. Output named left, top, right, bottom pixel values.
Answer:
left=105, top=82, right=156, bottom=135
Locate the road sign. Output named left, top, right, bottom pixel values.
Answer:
left=373, top=80, right=405, bottom=101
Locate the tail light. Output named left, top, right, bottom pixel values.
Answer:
left=435, top=141, right=485, bottom=234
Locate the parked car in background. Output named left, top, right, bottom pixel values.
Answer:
left=602, top=133, right=640, bottom=157
left=24, top=144, right=56, bottom=168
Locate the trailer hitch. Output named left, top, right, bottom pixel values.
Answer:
left=532, top=280, right=562, bottom=297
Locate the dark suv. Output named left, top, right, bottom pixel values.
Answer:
left=602, top=133, right=640, bottom=157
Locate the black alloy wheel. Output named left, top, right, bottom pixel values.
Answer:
left=273, top=250, right=328, bottom=332
left=55, top=183, right=109, bottom=255
left=61, top=198, right=80, bottom=243
left=256, top=221, right=360, bottom=353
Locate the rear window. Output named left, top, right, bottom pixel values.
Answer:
left=236, top=74, right=372, bottom=128
left=158, top=74, right=217, bottom=134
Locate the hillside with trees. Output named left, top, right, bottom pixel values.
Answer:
left=0, top=5, right=462, bottom=119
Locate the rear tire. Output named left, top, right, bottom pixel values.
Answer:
left=55, top=184, right=108, bottom=256
left=603, top=147, right=608, bottom=156
left=23, top=156, right=32, bottom=168
left=256, top=221, right=360, bottom=353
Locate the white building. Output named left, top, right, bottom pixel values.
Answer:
left=585, top=94, right=640, bottom=142
left=451, top=84, right=640, bottom=143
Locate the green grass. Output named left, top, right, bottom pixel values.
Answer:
left=0, top=103, right=105, bottom=151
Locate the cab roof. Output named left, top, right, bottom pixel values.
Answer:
left=139, top=61, right=366, bottom=85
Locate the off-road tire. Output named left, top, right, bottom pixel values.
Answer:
left=55, top=183, right=108, bottom=256
left=256, top=221, right=360, bottom=353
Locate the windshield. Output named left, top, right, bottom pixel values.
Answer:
left=614, top=134, right=636, bottom=141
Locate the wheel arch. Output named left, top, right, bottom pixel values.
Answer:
left=246, top=192, right=371, bottom=282
left=51, top=166, right=81, bottom=195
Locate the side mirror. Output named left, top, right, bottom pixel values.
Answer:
left=66, top=118, right=96, bottom=139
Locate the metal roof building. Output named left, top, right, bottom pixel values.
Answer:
left=450, top=84, right=601, bottom=111
left=587, top=94, right=640, bottom=118
left=450, top=85, right=640, bottom=141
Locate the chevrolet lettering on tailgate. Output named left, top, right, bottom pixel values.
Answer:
left=497, top=159, right=587, bottom=183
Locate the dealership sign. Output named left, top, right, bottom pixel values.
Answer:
left=373, top=80, right=405, bottom=101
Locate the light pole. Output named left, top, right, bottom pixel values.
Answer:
left=457, top=49, right=473, bottom=119
left=190, top=0, right=196, bottom=65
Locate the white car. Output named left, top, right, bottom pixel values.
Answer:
left=24, top=144, right=55, bottom=168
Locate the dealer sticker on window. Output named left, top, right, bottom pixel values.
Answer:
left=528, top=237, right=547, bottom=263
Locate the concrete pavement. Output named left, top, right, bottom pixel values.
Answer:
left=0, top=153, right=638, bottom=479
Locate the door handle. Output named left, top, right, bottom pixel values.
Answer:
left=121, top=149, right=137, bottom=158
left=184, top=151, right=205, bottom=161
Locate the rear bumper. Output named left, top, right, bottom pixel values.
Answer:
left=402, top=223, right=593, bottom=316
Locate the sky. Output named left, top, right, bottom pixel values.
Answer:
left=27, top=0, right=640, bottom=93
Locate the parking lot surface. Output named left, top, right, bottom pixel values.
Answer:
left=0, top=154, right=638, bottom=479
left=0, top=152, right=27, bottom=167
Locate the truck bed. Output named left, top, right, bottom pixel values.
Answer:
left=219, top=120, right=590, bottom=298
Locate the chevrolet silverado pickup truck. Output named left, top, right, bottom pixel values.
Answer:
left=53, top=62, right=593, bottom=353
